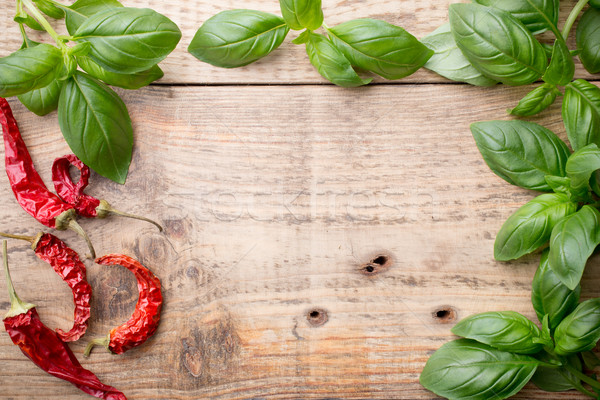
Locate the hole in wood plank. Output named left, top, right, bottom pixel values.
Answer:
left=360, top=253, right=393, bottom=275
left=432, top=306, right=457, bottom=324
left=306, top=308, right=328, bottom=327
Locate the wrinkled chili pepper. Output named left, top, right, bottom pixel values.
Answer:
left=0, top=231, right=91, bottom=342
left=85, top=254, right=162, bottom=356
left=52, top=154, right=163, bottom=231
left=0, top=98, right=96, bottom=258
left=1, top=241, right=127, bottom=400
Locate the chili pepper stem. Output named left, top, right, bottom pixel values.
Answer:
left=2, top=240, right=35, bottom=319
left=84, top=334, right=110, bottom=357
left=96, top=200, right=163, bottom=232
left=0, top=231, right=43, bottom=250
left=66, top=219, right=96, bottom=259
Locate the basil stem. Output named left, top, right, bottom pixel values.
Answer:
left=562, top=0, right=590, bottom=40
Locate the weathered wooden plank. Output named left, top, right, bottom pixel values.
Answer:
left=0, top=85, right=596, bottom=399
left=0, top=0, right=596, bottom=84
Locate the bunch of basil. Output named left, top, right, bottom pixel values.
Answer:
left=1, top=0, right=181, bottom=183
left=187, top=0, right=434, bottom=87
left=421, top=107, right=600, bottom=398
left=424, top=0, right=600, bottom=117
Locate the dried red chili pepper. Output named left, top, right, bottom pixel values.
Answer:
left=0, top=231, right=91, bottom=342
left=85, top=254, right=162, bottom=356
left=0, top=98, right=96, bottom=258
left=52, top=154, right=163, bottom=231
left=1, top=241, right=127, bottom=400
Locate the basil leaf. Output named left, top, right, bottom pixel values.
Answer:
left=58, top=72, right=132, bottom=184
left=549, top=205, right=600, bottom=290
left=473, top=0, right=559, bottom=35
left=565, top=144, right=600, bottom=191
left=279, top=0, right=323, bottom=31
left=532, top=353, right=582, bottom=392
left=420, top=339, right=539, bottom=400
left=34, top=0, right=65, bottom=19
left=532, top=249, right=581, bottom=330
left=592, top=0, right=600, bottom=9
left=542, top=39, right=574, bottom=86
left=582, top=351, right=600, bottom=369
left=77, top=56, right=163, bottom=90
left=188, top=10, right=289, bottom=68
left=508, top=83, right=559, bottom=117
left=305, top=33, right=371, bottom=87
left=554, top=298, right=600, bottom=355
left=292, top=30, right=310, bottom=45
left=577, top=8, right=600, bottom=74
left=449, top=4, right=547, bottom=86
left=451, top=311, right=547, bottom=354
left=470, top=120, right=570, bottom=191
left=0, top=44, right=62, bottom=97
left=494, top=193, right=576, bottom=261
left=74, top=7, right=182, bottom=74
left=544, top=176, right=572, bottom=196
left=422, top=24, right=498, bottom=87
left=326, top=18, right=433, bottom=80
left=562, top=79, right=600, bottom=151
left=63, top=0, right=123, bottom=35
left=14, top=14, right=44, bottom=31
left=17, top=80, right=63, bottom=116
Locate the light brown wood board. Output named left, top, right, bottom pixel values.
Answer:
left=0, top=1, right=599, bottom=400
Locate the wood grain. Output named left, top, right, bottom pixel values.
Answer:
left=0, top=0, right=596, bottom=84
left=0, top=85, right=597, bottom=399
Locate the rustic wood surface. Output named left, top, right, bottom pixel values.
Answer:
left=0, top=0, right=599, bottom=399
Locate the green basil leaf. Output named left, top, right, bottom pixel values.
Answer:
left=577, top=8, right=600, bottom=74
left=451, top=311, right=547, bottom=354
left=420, top=339, right=540, bottom=400
left=544, top=175, right=571, bottom=195
left=532, top=353, right=582, bottom=392
left=188, top=10, right=289, bottom=68
left=565, top=143, right=600, bottom=191
left=543, top=39, right=575, bottom=86
left=473, top=0, right=559, bottom=35
left=494, top=193, right=576, bottom=261
left=17, top=80, right=63, bottom=116
left=74, top=7, right=181, bottom=74
left=279, top=0, right=323, bottom=31
left=470, top=120, right=570, bottom=191
left=326, top=18, right=433, bottom=80
left=555, top=298, right=600, bottom=355
left=0, top=44, right=62, bottom=98
left=63, top=0, right=123, bottom=35
left=449, top=3, right=547, bottom=85
left=591, top=0, right=600, bottom=9
left=422, top=24, right=498, bottom=87
left=58, top=72, right=132, bottom=184
left=14, top=14, right=44, bottom=31
left=305, top=33, right=371, bottom=87
left=77, top=56, right=163, bottom=90
left=532, top=249, right=581, bottom=330
left=562, top=79, right=600, bottom=151
left=292, top=30, right=310, bottom=45
left=549, top=205, right=600, bottom=290
left=582, top=351, right=600, bottom=369
left=508, top=83, right=559, bottom=117
left=34, top=0, right=65, bottom=19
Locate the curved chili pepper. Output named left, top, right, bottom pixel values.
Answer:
left=0, top=231, right=91, bottom=342
left=1, top=241, right=127, bottom=400
left=52, top=154, right=163, bottom=231
left=0, top=98, right=96, bottom=258
left=85, top=254, right=162, bottom=356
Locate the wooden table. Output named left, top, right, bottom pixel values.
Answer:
left=0, top=1, right=598, bottom=399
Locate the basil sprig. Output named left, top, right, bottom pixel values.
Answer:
left=2, top=0, right=181, bottom=183
left=423, top=104, right=600, bottom=398
left=188, top=0, right=433, bottom=87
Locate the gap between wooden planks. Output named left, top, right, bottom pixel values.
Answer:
left=0, top=0, right=594, bottom=84
left=0, top=84, right=598, bottom=399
